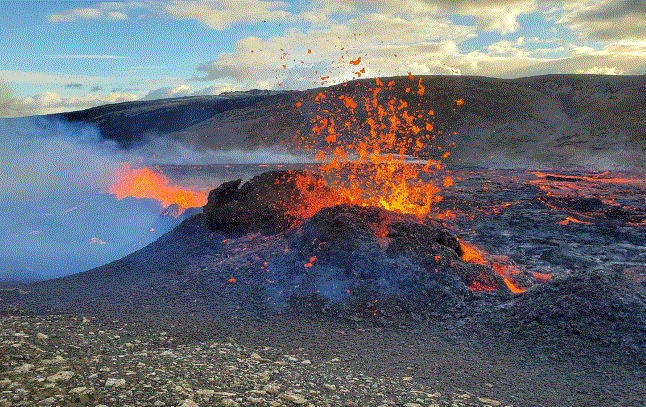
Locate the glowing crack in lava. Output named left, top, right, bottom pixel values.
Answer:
left=460, top=241, right=528, bottom=293
left=108, top=163, right=207, bottom=210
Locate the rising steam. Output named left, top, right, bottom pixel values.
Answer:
left=0, top=116, right=310, bottom=282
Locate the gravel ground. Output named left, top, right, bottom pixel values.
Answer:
left=1, top=314, right=508, bottom=407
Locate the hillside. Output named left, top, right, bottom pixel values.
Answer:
left=57, top=75, right=646, bottom=169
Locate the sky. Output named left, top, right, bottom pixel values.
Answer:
left=1, top=0, right=645, bottom=117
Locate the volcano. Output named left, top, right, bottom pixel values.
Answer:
left=4, top=74, right=646, bottom=407
left=3, top=169, right=643, bottom=340
left=2, top=167, right=646, bottom=406
left=0, top=170, right=531, bottom=316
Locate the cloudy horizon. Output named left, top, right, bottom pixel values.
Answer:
left=1, top=0, right=645, bottom=117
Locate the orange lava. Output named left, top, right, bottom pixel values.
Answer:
left=460, top=241, right=525, bottom=293
left=557, top=216, right=592, bottom=225
left=531, top=171, right=640, bottom=185
left=297, top=72, right=456, bottom=218
left=532, top=272, right=553, bottom=282
left=109, top=163, right=207, bottom=209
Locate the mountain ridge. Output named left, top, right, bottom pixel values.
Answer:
left=56, top=74, right=646, bottom=169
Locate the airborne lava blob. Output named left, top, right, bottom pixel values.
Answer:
left=295, top=73, right=458, bottom=218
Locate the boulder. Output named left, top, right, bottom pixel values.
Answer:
left=203, top=170, right=347, bottom=235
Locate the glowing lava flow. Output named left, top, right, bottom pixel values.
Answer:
left=108, top=164, right=207, bottom=209
left=460, top=241, right=527, bottom=293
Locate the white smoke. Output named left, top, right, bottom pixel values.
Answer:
left=0, top=116, right=312, bottom=282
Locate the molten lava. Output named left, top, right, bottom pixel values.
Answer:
left=109, top=163, right=207, bottom=209
left=460, top=241, right=526, bottom=293
left=296, top=72, right=457, bottom=218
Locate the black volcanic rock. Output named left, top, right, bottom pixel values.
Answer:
left=500, top=266, right=646, bottom=352
left=266, top=204, right=522, bottom=319
left=202, top=170, right=347, bottom=235
left=541, top=196, right=604, bottom=212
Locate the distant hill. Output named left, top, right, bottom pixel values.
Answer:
left=57, top=75, right=646, bottom=169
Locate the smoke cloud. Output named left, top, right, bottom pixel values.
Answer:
left=0, top=116, right=312, bottom=282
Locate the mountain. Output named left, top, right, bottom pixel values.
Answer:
left=57, top=75, right=646, bottom=169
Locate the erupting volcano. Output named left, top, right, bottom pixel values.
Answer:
left=294, top=75, right=458, bottom=218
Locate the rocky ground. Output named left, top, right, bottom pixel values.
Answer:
left=1, top=314, right=508, bottom=407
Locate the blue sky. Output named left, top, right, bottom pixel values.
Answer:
left=1, top=0, right=645, bottom=117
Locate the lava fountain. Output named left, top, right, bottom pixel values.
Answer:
left=294, top=74, right=459, bottom=219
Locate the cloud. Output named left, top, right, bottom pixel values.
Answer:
left=558, top=0, right=646, bottom=40
left=142, top=84, right=191, bottom=100
left=140, top=83, right=241, bottom=101
left=309, top=0, right=538, bottom=34
left=0, top=70, right=109, bottom=86
left=445, top=0, right=537, bottom=34
left=65, top=83, right=84, bottom=89
left=46, top=1, right=145, bottom=22
left=577, top=66, right=625, bottom=75
left=447, top=51, right=646, bottom=78
left=1, top=92, right=137, bottom=118
left=486, top=37, right=531, bottom=57
left=197, top=83, right=240, bottom=95
left=164, top=0, right=291, bottom=29
left=192, top=12, right=475, bottom=88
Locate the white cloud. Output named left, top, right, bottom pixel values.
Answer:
left=0, top=92, right=137, bottom=118
left=164, top=0, right=291, bottom=29
left=48, top=7, right=102, bottom=22
left=453, top=0, right=537, bottom=34
left=197, top=83, right=240, bottom=94
left=558, top=0, right=646, bottom=40
left=46, top=1, right=152, bottom=23
left=603, top=40, right=646, bottom=56
left=486, top=37, right=531, bottom=57
left=142, top=83, right=241, bottom=100
left=315, top=0, right=538, bottom=34
left=192, top=12, right=475, bottom=89
left=49, top=7, right=113, bottom=22
left=0, top=70, right=110, bottom=86
left=142, top=84, right=191, bottom=100
left=445, top=51, right=646, bottom=78
left=578, top=66, right=625, bottom=75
